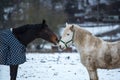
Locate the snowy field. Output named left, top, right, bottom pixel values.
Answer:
left=0, top=53, right=120, bottom=80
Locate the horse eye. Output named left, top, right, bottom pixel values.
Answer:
left=67, top=34, right=70, bottom=36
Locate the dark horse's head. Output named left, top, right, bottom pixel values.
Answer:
left=35, top=20, right=58, bottom=45
left=13, top=20, right=58, bottom=46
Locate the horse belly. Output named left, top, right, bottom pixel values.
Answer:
left=96, top=61, right=120, bottom=69
left=96, top=52, right=120, bottom=69
left=95, top=58, right=107, bottom=69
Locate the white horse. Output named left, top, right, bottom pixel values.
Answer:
left=59, top=23, right=120, bottom=80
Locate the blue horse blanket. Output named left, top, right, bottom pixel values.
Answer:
left=0, top=29, right=26, bottom=65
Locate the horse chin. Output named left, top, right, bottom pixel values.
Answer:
left=59, top=45, right=66, bottom=50
left=61, top=47, right=66, bottom=50
left=52, top=41, right=57, bottom=45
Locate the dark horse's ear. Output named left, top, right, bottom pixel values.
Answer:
left=70, top=25, right=74, bottom=32
left=42, top=19, right=46, bottom=24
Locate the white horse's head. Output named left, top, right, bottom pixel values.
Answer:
left=59, top=23, right=75, bottom=50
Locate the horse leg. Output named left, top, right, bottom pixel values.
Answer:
left=10, top=65, right=18, bottom=80
left=87, top=69, right=98, bottom=80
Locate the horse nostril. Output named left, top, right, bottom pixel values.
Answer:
left=59, top=45, right=64, bottom=50
left=59, top=45, right=61, bottom=49
left=56, top=38, right=59, bottom=43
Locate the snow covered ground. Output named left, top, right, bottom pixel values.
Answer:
left=0, top=53, right=120, bottom=80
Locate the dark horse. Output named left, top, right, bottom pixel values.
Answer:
left=0, top=20, right=58, bottom=80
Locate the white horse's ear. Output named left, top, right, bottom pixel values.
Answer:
left=66, top=22, right=68, bottom=27
left=70, top=25, right=74, bottom=31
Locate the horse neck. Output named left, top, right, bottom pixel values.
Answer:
left=12, top=25, right=37, bottom=47
left=74, top=29, right=102, bottom=53
left=73, top=29, right=91, bottom=50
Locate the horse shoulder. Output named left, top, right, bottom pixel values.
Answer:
left=87, top=38, right=109, bottom=68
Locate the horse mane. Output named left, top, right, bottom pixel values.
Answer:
left=72, top=24, right=91, bottom=42
left=73, top=24, right=92, bottom=35
left=72, top=24, right=102, bottom=47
